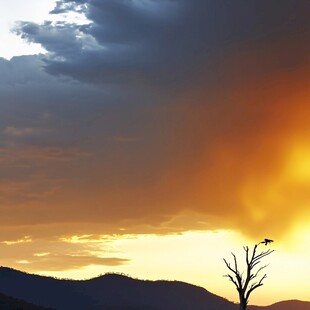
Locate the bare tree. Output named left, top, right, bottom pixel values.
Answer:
left=223, top=243, right=274, bottom=310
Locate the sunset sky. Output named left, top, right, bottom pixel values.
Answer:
left=0, top=0, right=309, bottom=306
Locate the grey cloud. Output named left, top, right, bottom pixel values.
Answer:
left=0, top=56, right=50, bottom=85
left=14, top=0, right=191, bottom=85
left=15, top=21, right=84, bottom=58
left=13, top=0, right=309, bottom=86
left=50, top=0, right=87, bottom=15
left=0, top=52, right=176, bottom=229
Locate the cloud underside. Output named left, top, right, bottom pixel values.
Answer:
left=0, top=235, right=129, bottom=272
left=0, top=0, right=309, bottom=247
left=16, top=255, right=129, bottom=272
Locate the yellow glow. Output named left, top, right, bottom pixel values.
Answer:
left=286, top=145, right=310, bottom=182
left=3, top=230, right=307, bottom=306
left=2, top=236, right=32, bottom=245
left=288, top=222, right=310, bottom=254
left=16, top=260, right=30, bottom=264
left=34, top=252, right=50, bottom=257
left=60, top=235, right=96, bottom=244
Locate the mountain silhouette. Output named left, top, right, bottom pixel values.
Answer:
left=0, top=291, right=52, bottom=310
left=0, top=267, right=234, bottom=310
left=0, top=267, right=308, bottom=310
left=249, top=300, right=310, bottom=310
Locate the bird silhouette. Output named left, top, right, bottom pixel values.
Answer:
left=261, top=238, right=274, bottom=246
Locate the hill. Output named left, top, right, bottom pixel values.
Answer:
left=249, top=300, right=310, bottom=310
left=0, top=291, right=52, bottom=310
left=0, top=267, right=234, bottom=310
left=0, top=267, right=309, bottom=310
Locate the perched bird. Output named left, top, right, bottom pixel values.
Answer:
left=261, top=238, right=274, bottom=246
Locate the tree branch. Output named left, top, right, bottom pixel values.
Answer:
left=223, top=243, right=274, bottom=309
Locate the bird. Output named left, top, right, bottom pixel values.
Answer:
left=261, top=238, right=274, bottom=246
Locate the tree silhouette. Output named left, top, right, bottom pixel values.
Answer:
left=223, top=243, right=274, bottom=310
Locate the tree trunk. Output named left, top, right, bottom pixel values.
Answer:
left=239, top=299, right=247, bottom=310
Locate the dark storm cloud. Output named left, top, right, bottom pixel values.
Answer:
left=14, top=0, right=309, bottom=86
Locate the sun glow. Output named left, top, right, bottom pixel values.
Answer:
left=33, top=231, right=284, bottom=305
left=286, top=145, right=310, bottom=182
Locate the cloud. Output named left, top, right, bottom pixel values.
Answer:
left=3, top=126, right=48, bottom=137
left=0, top=0, right=308, bottom=246
left=13, top=0, right=309, bottom=87
left=20, top=254, right=129, bottom=271
left=0, top=235, right=129, bottom=272
left=50, top=0, right=88, bottom=15
left=171, top=66, right=310, bottom=238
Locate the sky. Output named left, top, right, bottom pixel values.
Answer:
left=0, top=0, right=309, bottom=306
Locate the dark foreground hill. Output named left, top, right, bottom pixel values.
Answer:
left=0, top=292, right=52, bottom=310
left=0, top=267, right=309, bottom=310
left=0, top=267, right=235, bottom=310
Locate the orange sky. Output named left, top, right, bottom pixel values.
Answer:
left=0, top=0, right=309, bottom=306
left=0, top=57, right=309, bottom=305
